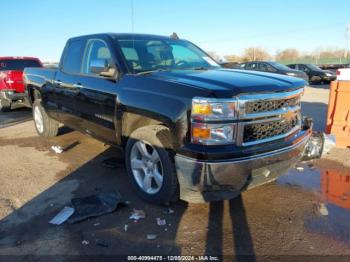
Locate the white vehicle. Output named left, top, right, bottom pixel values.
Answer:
left=336, top=68, right=350, bottom=81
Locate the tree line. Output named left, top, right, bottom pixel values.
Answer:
left=208, top=48, right=350, bottom=64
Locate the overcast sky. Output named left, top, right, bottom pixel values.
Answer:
left=1, top=0, right=349, bottom=61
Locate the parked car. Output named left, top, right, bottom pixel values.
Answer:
left=24, top=33, right=314, bottom=204
left=220, top=62, right=240, bottom=69
left=336, top=68, right=350, bottom=81
left=0, top=56, right=42, bottom=112
left=287, top=63, right=336, bottom=84
left=239, top=61, right=309, bottom=82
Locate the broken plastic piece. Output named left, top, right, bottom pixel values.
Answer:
left=124, top=224, right=128, bottom=231
left=49, top=206, right=75, bottom=225
left=146, top=234, right=157, bottom=240
left=156, top=218, right=166, bottom=226
left=319, top=203, right=329, bottom=216
left=296, top=166, right=304, bottom=172
left=68, top=192, right=126, bottom=224
left=82, top=240, right=89, bottom=245
left=51, top=145, right=63, bottom=154
left=129, top=209, right=146, bottom=221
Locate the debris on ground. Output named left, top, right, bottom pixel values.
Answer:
left=296, top=166, right=304, bottom=172
left=319, top=203, right=329, bottom=216
left=68, top=192, right=127, bottom=224
left=129, top=209, right=146, bottom=221
left=163, top=208, right=174, bottom=214
left=146, top=234, right=157, bottom=240
left=82, top=240, right=89, bottom=245
left=93, top=222, right=100, bottom=227
left=124, top=224, right=128, bottom=231
left=102, top=157, right=124, bottom=169
left=156, top=218, right=166, bottom=226
left=51, top=145, right=64, bottom=154
left=49, top=206, right=75, bottom=225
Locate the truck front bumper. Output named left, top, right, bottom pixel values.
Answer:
left=175, top=129, right=312, bottom=203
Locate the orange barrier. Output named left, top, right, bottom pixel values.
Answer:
left=321, top=168, right=350, bottom=209
left=325, top=81, right=350, bottom=148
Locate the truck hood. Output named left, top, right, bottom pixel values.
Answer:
left=146, top=69, right=306, bottom=96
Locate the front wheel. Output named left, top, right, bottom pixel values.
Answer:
left=125, top=126, right=179, bottom=205
left=32, top=100, right=59, bottom=137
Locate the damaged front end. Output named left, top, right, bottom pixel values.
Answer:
left=175, top=117, right=335, bottom=203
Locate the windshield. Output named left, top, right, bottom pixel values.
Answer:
left=269, top=62, right=292, bottom=71
left=116, top=38, right=220, bottom=74
left=306, top=64, right=323, bottom=71
left=0, top=59, right=41, bottom=71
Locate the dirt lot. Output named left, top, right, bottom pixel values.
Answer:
left=0, top=86, right=350, bottom=260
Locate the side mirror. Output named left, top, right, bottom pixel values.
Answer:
left=90, top=59, right=117, bottom=78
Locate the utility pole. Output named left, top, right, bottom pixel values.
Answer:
left=345, top=23, right=350, bottom=61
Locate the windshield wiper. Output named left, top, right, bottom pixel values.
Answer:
left=136, top=69, right=169, bottom=76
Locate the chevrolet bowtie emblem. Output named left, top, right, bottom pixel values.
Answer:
left=282, top=111, right=295, bottom=122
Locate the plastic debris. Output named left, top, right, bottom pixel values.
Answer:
left=82, top=240, right=89, bottom=245
left=93, top=222, right=100, bottom=227
left=129, top=209, right=146, bottom=221
left=156, top=218, right=166, bottom=226
left=51, top=145, right=64, bottom=154
left=68, top=192, right=127, bottom=224
left=319, top=203, right=329, bottom=216
left=296, top=166, right=304, bottom=172
left=49, top=206, right=75, bottom=225
left=146, top=234, right=157, bottom=240
left=124, top=224, right=128, bottom=231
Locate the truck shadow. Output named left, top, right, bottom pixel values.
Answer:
left=0, top=142, right=255, bottom=258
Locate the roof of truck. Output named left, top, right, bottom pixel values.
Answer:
left=68, top=33, right=177, bottom=42
left=0, top=56, right=41, bottom=60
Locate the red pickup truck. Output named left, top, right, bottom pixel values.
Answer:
left=0, top=57, right=42, bottom=112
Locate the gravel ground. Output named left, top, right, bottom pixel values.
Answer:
left=0, top=85, right=350, bottom=259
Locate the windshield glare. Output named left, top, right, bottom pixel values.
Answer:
left=306, top=64, right=322, bottom=71
left=269, top=62, right=291, bottom=71
left=117, top=39, right=220, bottom=73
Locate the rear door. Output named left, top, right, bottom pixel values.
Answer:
left=74, top=38, right=118, bottom=143
left=54, top=39, right=86, bottom=128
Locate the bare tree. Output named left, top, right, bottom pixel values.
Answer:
left=224, top=54, right=241, bottom=63
left=241, top=47, right=271, bottom=62
left=276, top=48, right=299, bottom=61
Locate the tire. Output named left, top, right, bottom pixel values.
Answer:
left=0, top=98, right=11, bottom=112
left=125, top=125, right=179, bottom=205
left=32, top=99, right=59, bottom=137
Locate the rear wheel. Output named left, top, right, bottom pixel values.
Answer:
left=0, top=98, right=11, bottom=112
left=125, top=126, right=179, bottom=205
left=32, top=99, right=59, bottom=137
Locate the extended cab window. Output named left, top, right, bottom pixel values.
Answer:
left=61, top=39, right=85, bottom=74
left=82, top=39, right=112, bottom=75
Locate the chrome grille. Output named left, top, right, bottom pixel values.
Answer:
left=243, top=116, right=299, bottom=143
left=245, top=96, right=300, bottom=114
left=236, top=88, right=304, bottom=146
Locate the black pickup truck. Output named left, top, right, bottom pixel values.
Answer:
left=24, top=33, right=313, bottom=204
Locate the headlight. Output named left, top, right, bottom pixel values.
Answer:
left=192, top=122, right=235, bottom=145
left=191, top=97, right=238, bottom=121
left=325, top=73, right=332, bottom=77
left=191, top=97, right=237, bottom=145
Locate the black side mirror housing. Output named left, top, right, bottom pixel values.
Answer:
left=90, top=59, right=118, bottom=78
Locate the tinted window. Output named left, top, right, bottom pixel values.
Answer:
left=62, top=39, right=85, bottom=74
left=246, top=63, right=257, bottom=70
left=82, top=39, right=112, bottom=75
left=0, top=59, right=41, bottom=71
left=288, top=64, right=296, bottom=69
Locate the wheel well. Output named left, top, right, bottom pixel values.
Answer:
left=28, top=86, right=41, bottom=104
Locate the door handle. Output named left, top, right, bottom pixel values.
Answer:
left=54, top=80, right=62, bottom=85
left=73, top=83, right=83, bottom=88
